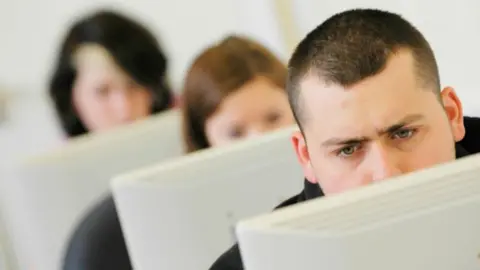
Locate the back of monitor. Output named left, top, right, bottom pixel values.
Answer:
left=237, top=153, right=480, bottom=270
left=0, top=109, right=183, bottom=270
left=112, top=126, right=304, bottom=270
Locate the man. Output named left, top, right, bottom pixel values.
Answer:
left=210, top=8, right=480, bottom=270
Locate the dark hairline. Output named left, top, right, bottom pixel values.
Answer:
left=49, top=10, right=172, bottom=137
left=288, top=47, right=441, bottom=129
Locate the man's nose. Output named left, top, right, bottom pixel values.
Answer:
left=367, top=144, right=403, bottom=184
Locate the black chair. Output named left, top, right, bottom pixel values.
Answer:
left=63, top=194, right=132, bottom=270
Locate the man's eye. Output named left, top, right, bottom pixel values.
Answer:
left=338, top=145, right=359, bottom=157
left=392, top=129, right=415, bottom=139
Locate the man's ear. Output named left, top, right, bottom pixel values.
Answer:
left=441, top=87, right=465, bottom=142
left=291, top=130, right=317, bottom=184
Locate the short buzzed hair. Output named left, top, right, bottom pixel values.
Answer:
left=287, top=9, right=440, bottom=126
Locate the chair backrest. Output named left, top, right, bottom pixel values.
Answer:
left=63, top=194, right=132, bottom=270
left=0, top=109, right=183, bottom=270
left=112, top=126, right=304, bottom=270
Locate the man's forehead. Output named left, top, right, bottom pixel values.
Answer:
left=299, top=73, right=338, bottom=93
left=296, top=74, right=345, bottom=120
left=298, top=66, right=429, bottom=119
left=298, top=78, right=432, bottom=134
left=305, top=110, right=427, bottom=147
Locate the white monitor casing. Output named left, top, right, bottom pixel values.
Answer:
left=0, top=110, right=183, bottom=270
left=112, top=126, right=304, bottom=270
left=237, top=153, right=480, bottom=270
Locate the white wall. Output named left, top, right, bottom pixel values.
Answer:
left=0, top=0, right=287, bottom=94
left=0, top=93, right=63, bottom=169
left=291, top=0, right=480, bottom=117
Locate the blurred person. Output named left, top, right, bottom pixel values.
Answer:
left=56, top=9, right=174, bottom=270
left=182, top=35, right=295, bottom=152
left=210, top=8, right=480, bottom=270
left=49, top=10, right=174, bottom=138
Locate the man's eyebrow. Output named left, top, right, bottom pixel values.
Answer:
left=320, top=114, right=425, bottom=147
left=321, top=136, right=369, bottom=147
left=378, top=114, right=425, bottom=134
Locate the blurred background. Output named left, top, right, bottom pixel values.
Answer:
left=0, top=0, right=479, bottom=168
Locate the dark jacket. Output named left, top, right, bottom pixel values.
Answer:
left=63, top=195, right=132, bottom=270
left=209, top=116, right=480, bottom=270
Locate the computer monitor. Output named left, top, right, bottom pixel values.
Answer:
left=0, top=109, right=183, bottom=270
left=236, top=153, right=480, bottom=270
left=111, top=126, right=304, bottom=270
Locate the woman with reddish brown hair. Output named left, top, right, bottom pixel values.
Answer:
left=182, top=35, right=295, bottom=152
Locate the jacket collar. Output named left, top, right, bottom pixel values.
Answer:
left=455, top=143, right=469, bottom=159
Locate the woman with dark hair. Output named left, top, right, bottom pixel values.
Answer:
left=49, top=10, right=174, bottom=137
left=182, top=35, right=295, bottom=152
left=55, top=10, right=174, bottom=270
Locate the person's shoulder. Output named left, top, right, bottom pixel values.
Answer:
left=208, top=194, right=303, bottom=270
left=209, top=185, right=317, bottom=270
left=209, top=244, right=244, bottom=270
left=461, top=116, right=480, bottom=155
left=464, top=116, right=480, bottom=133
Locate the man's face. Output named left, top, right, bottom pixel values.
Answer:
left=292, top=50, right=465, bottom=195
